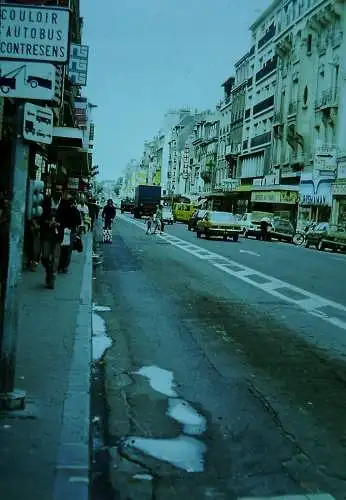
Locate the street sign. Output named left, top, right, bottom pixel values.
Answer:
left=0, top=61, right=56, bottom=100
left=68, top=44, right=89, bottom=86
left=0, top=4, right=70, bottom=63
left=23, top=102, right=53, bottom=145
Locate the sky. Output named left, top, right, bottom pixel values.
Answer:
left=81, top=0, right=272, bottom=181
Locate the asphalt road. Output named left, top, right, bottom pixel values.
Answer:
left=91, top=215, right=346, bottom=499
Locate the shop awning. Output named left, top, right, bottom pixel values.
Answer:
left=47, top=127, right=90, bottom=178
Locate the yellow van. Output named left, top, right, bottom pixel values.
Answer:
left=173, top=203, right=198, bottom=223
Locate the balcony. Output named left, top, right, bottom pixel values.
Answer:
left=253, top=95, right=274, bottom=116
left=288, top=100, right=298, bottom=116
left=258, top=23, right=276, bottom=50
left=255, top=55, right=278, bottom=82
left=290, top=151, right=305, bottom=170
left=250, top=131, right=272, bottom=148
left=225, top=144, right=241, bottom=156
left=315, top=88, right=338, bottom=110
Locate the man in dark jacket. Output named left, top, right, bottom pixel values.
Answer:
left=40, top=184, right=70, bottom=289
left=102, top=199, right=116, bottom=229
left=58, top=196, right=82, bottom=274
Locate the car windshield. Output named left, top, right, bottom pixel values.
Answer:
left=210, top=212, right=236, bottom=223
left=162, top=207, right=172, bottom=215
left=273, top=219, right=293, bottom=229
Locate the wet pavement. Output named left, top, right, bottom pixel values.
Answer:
left=91, top=216, right=346, bottom=499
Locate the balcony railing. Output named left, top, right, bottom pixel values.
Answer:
left=288, top=100, right=298, bottom=116
left=250, top=131, right=272, bottom=148
left=258, top=23, right=276, bottom=50
left=315, top=88, right=338, bottom=109
left=253, top=95, right=274, bottom=116
left=255, top=55, right=278, bottom=82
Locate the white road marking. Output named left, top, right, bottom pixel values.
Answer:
left=120, top=215, right=346, bottom=331
left=239, top=249, right=261, bottom=257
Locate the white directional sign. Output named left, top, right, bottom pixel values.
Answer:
left=0, top=61, right=56, bottom=100
left=23, top=103, right=53, bottom=145
left=0, top=5, right=70, bottom=63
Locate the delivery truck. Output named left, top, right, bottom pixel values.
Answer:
left=134, top=185, right=162, bottom=218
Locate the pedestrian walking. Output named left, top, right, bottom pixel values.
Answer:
left=146, top=214, right=153, bottom=234
left=58, top=197, right=82, bottom=274
left=77, top=196, right=90, bottom=233
left=40, top=184, right=70, bottom=289
left=102, top=199, right=116, bottom=243
left=153, top=204, right=163, bottom=234
left=260, top=218, right=270, bottom=241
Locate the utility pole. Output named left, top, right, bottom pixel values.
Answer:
left=0, top=103, right=29, bottom=410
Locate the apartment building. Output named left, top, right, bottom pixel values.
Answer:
left=190, top=111, right=220, bottom=197
left=269, top=0, right=346, bottom=226
left=216, top=77, right=235, bottom=190
left=239, top=7, right=277, bottom=186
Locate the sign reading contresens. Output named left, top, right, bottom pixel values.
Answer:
left=0, top=4, right=71, bottom=63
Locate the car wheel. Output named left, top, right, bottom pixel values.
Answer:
left=233, top=234, right=239, bottom=242
left=317, top=240, right=324, bottom=251
left=196, top=231, right=201, bottom=238
left=293, top=232, right=305, bottom=246
left=188, top=225, right=191, bottom=231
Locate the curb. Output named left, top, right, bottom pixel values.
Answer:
left=53, top=234, right=93, bottom=500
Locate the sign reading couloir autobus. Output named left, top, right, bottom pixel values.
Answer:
left=0, top=4, right=71, bottom=63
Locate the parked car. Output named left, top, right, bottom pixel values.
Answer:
left=196, top=211, right=242, bottom=241
left=188, top=209, right=207, bottom=231
left=305, top=223, right=346, bottom=252
left=269, top=218, right=295, bottom=242
left=241, top=211, right=274, bottom=239
left=162, top=206, right=174, bottom=224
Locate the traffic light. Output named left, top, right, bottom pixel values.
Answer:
left=26, top=180, right=44, bottom=219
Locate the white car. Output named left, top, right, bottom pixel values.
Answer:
left=162, top=207, right=174, bottom=224
left=240, top=212, right=274, bottom=238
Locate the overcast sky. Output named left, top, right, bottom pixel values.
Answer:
left=82, top=0, right=272, bottom=181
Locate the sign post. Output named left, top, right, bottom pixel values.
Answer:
left=0, top=4, right=71, bottom=410
left=0, top=104, right=29, bottom=409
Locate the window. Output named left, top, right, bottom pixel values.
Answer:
left=303, top=85, right=308, bottom=105
left=307, top=34, right=312, bottom=54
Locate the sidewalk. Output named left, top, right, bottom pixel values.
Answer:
left=0, top=234, right=93, bottom=500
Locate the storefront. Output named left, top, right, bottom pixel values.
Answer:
left=297, top=172, right=334, bottom=226
left=250, top=188, right=298, bottom=222
left=331, top=180, right=346, bottom=228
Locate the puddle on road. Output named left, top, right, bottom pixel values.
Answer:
left=135, top=365, right=177, bottom=397
left=93, top=304, right=112, bottom=312
left=92, top=312, right=112, bottom=361
left=167, top=398, right=206, bottom=436
left=124, top=435, right=206, bottom=472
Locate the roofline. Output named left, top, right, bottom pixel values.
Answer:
left=250, top=0, right=281, bottom=31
